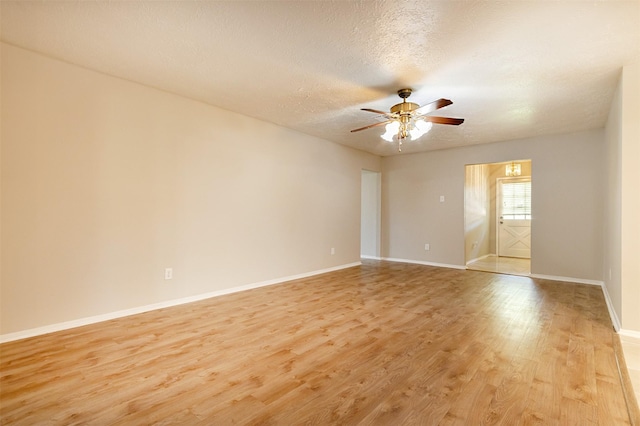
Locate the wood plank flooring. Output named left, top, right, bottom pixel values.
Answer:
left=0, top=260, right=634, bottom=424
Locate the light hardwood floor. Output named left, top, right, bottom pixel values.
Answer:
left=1, top=260, right=637, bottom=424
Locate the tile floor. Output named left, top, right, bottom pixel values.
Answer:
left=466, top=254, right=530, bottom=276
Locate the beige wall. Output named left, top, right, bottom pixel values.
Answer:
left=382, top=130, right=604, bottom=281
left=605, top=62, right=640, bottom=333
left=620, top=63, right=640, bottom=333
left=0, top=44, right=380, bottom=334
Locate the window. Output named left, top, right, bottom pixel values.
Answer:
left=501, top=181, right=531, bottom=220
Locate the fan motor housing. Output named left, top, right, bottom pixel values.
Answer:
left=390, top=102, right=420, bottom=115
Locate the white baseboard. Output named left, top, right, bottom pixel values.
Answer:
left=619, top=329, right=640, bottom=341
left=528, top=273, right=604, bottom=286
left=0, top=262, right=361, bottom=344
left=360, top=255, right=382, bottom=260
left=381, top=257, right=466, bottom=270
left=601, top=282, right=622, bottom=332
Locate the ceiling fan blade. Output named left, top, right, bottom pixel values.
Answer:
left=361, top=108, right=392, bottom=115
left=350, top=120, right=392, bottom=132
left=422, top=116, right=464, bottom=125
left=414, top=98, right=453, bottom=115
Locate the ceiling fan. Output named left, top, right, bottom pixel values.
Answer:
left=351, top=88, right=464, bottom=151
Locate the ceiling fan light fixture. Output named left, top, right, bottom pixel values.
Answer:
left=381, top=121, right=400, bottom=142
left=410, top=120, right=432, bottom=140
left=353, top=88, right=464, bottom=152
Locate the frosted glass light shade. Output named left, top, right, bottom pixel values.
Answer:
left=381, top=121, right=400, bottom=142
left=410, top=120, right=432, bottom=140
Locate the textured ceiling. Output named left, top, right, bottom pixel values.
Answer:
left=1, top=1, right=639, bottom=156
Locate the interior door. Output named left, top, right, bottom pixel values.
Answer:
left=497, top=179, right=531, bottom=258
left=360, top=170, right=381, bottom=258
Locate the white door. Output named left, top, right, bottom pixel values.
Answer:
left=497, top=179, right=531, bottom=258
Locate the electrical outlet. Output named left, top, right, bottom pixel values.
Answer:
left=424, top=243, right=430, bottom=251
left=440, top=195, right=445, bottom=202
left=331, top=247, right=335, bottom=255
left=164, top=268, right=173, bottom=280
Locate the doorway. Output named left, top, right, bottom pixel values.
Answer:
left=497, top=177, right=531, bottom=258
left=361, top=170, right=381, bottom=259
left=464, top=160, right=532, bottom=276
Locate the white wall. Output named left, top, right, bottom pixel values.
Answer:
left=382, top=130, right=604, bottom=281
left=0, top=44, right=380, bottom=335
left=605, top=62, right=640, bottom=334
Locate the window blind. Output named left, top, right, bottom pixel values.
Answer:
left=502, top=181, right=531, bottom=219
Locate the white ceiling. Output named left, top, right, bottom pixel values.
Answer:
left=1, top=1, right=639, bottom=156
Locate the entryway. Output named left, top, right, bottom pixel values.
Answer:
left=466, top=255, right=530, bottom=276
left=360, top=170, right=381, bottom=259
left=464, top=160, right=532, bottom=276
